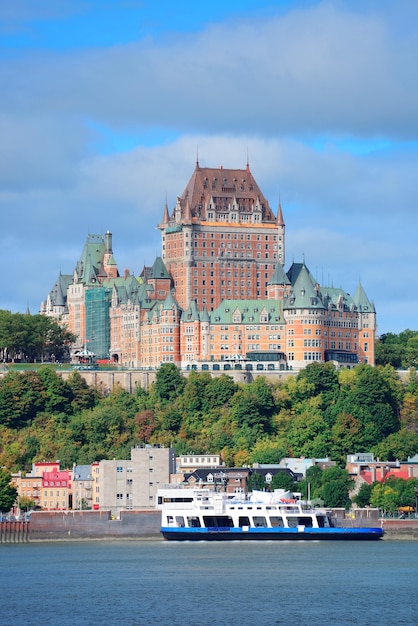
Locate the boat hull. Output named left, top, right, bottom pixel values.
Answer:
left=161, top=526, right=384, bottom=541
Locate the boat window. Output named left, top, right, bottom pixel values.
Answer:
left=238, top=516, right=251, bottom=527
left=298, top=517, right=313, bottom=527
left=203, top=515, right=234, bottom=528
left=287, top=517, right=298, bottom=528
left=175, top=516, right=185, bottom=527
left=269, top=516, right=284, bottom=528
left=187, top=516, right=201, bottom=528
left=253, top=516, right=267, bottom=527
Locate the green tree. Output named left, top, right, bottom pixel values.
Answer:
left=270, top=471, right=296, bottom=491
left=19, top=496, right=37, bottom=512
left=153, top=364, right=185, bottom=404
left=315, top=467, right=353, bottom=508
left=320, top=479, right=351, bottom=508
left=352, top=482, right=376, bottom=508
left=67, top=371, right=99, bottom=412
left=372, top=429, right=418, bottom=462
left=37, top=366, right=74, bottom=415
left=249, top=439, right=287, bottom=465
left=248, top=471, right=267, bottom=491
left=0, top=371, right=45, bottom=427
left=297, top=362, right=339, bottom=399
left=329, top=365, right=401, bottom=445
left=0, top=468, right=17, bottom=513
left=370, top=483, right=399, bottom=515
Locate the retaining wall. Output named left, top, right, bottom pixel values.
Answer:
left=28, top=509, right=161, bottom=541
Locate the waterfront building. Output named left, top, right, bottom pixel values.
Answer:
left=40, top=468, right=72, bottom=511
left=11, top=471, right=43, bottom=511
left=96, top=445, right=176, bottom=515
left=41, top=161, right=376, bottom=371
left=72, top=464, right=94, bottom=510
left=176, top=454, right=222, bottom=474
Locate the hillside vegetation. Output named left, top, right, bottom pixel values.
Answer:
left=1, top=361, right=418, bottom=472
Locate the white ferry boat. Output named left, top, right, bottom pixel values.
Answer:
left=156, top=488, right=384, bottom=541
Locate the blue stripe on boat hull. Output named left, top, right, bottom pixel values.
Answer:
left=161, top=527, right=384, bottom=541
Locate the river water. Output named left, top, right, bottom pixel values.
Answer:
left=1, top=540, right=417, bottom=626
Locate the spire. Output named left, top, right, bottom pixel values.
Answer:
left=162, top=198, right=170, bottom=224
left=277, top=197, right=285, bottom=226
left=183, top=197, right=192, bottom=223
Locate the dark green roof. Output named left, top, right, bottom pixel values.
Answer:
left=150, top=256, right=171, bottom=280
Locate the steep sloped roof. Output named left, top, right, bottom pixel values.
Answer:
left=181, top=299, right=200, bottom=322
left=48, top=273, right=72, bottom=307
left=175, top=162, right=276, bottom=223
left=353, top=282, right=375, bottom=313
left=74, top=234, right=106, bottom=285
left=150, top=256, right=171, bottom=280
left=283, top=263, right=325, bottom=311
left=162, top=291, right=181, bottom=311
left=269, top=262, right=291, bottom=286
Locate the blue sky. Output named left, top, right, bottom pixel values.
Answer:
left=1, top=0, right=417, bottom=335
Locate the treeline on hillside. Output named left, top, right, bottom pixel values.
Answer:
left=1, top=362, right=418, bottom=473
left=0, top=310, right=75, bottom=363
left=375, top=329, right=418, bottom=368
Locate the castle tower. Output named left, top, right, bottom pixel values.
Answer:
left=158, top=161, right=285, bottom=311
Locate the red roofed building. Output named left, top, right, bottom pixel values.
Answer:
left=40, top=468, right=72, bottom=511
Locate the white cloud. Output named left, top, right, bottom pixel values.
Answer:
left=0, top=1, right=417, bottom=336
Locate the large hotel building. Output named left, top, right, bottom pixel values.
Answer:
left=41, top=161, right=375, bottom=371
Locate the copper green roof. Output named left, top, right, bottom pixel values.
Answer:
left=210, top=299, right=283, bottom=324
left=283, top=263, right=325, bottom=311
left=269, top=262, right=291, bottom=286
left=181, top=299, right=200, bottom=322
left=150, top=256, right=171, bottom=279
left=353, top=282, right=375, bottom=313
left=162, top=291, right=181, bottom=311
left=74, top=234, right=106, bottom=285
